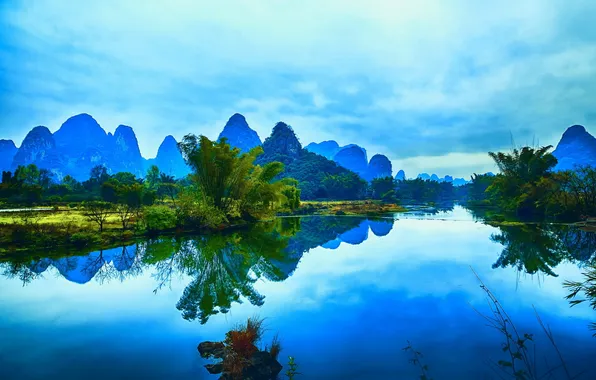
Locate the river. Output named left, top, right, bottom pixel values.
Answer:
left=0, top=206, right=594, bottom=379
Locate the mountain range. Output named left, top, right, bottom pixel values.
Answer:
left=1, top=114, right=595, bottom=184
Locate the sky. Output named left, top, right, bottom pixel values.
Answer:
left=1, top=0, right=596, bottom=178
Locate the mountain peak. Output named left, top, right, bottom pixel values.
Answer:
left=259, top=122, right=302, bottom=162
left=333, top=144, right=368, bottom=177
left=12, top=126, right=57, bottom=170
left=563, top=124, right=587, bottom=137
left=53, top=113, right=107, bottom=150
left=0, top=139, right=17, bottom=150
left=553, top=124, right=596, bottom=170
left=367, top=154, right=392, bottom=180
left=304, top=140, right=341, bottom=159
left=218, top=113, right=261, bottom=153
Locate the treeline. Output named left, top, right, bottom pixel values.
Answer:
left=0, top=135, right=301, bottom=251
left=465, top=146, right=596, bottom=221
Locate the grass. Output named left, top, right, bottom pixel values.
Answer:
left=296, top=200, right=407, bottom=216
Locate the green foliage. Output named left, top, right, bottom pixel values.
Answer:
left=82, top=201, right=113, bottom=232
left=486, top=146, right=558, bottom=218
left=286, top=356, right=301, bottom=379
left=371, top=176, right=398, bottom=202
left=178, top=134, right=300, bottom=219
left=564, top=266, right=596, bottom=336
left=395, top=178, right=455, bottom=204
left=143, top=205, right=177, bottom=234
left=322, top=172, right=367, bottom=200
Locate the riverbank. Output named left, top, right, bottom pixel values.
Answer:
left=0, top=201, right=409, bottom=254
left=285, top=200, right=408, bottom=216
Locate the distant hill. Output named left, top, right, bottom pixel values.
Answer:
left=305, top=140, right=392, bottom=181
left=6, top=113, right=190, bottom=181
left=552, top=125, right=596, bottom=170
left=217, top=113, right=262, bottom=153
left=256, top=122, right=366, bottom=199
left=145, top=135, right=190, bottom=178
left=0, top=139, right=18, bottom=174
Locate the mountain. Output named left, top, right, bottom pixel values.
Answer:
left=110, top=125, right=144, bottom=176
left=217, top=113, right=262, bottom=153
left=258, top=122, right=302, bottom=163
left=444, top=175, right=453, bottom=183
left=395, top=170, right=406, bottom=181
left=552, top=125, right=596, bottom=170
left=430, top=174, right=440, bottom=182
left=11, top=126, right=60, bottom=173
left=417, top=173, right=431, bottom=180
left=0, top=140, right=17, bottom=174
left=367, top=154, right=392, bottom=180
left=256, top=122, right=364, bottom=199
left=452, top=178, right=468, bottom=187
left=333, top=144, right=368, bottom=178
left=52, top=114, right=113, bottom=180
left=305, top=141, right=392, bottom=182
left=148, top=135, right=190, bottom=178
left=304, top=140, right=340, bottom=159
left=10, top=114, right=147, bottom=181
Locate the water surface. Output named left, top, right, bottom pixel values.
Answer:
left=1, top=207, right=595, bottom=379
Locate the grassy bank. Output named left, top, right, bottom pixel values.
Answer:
left=287, top=200, right=407, bottom=216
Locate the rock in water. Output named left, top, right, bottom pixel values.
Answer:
left=204, top=363, right=223, bottom=374
left=367, top=154, right=392, bottom=181
left=0, top=139, right=17, bottom=174
left=552, top=124, right=596, bottom=171
left=333, top=144, right=368, bottom=178
left=304, top=140, right=341, bottom=159
left=218, top=113, right=262, bottom=153
left=197, top=341, right=226, bottom=359
left=242, top=351, right=283, bottom=380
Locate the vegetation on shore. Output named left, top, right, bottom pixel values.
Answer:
left=0, top=135, right=301, bottom=253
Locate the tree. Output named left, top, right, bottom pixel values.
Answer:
left=89, top=165, right=110, bottom=185
left=145, top=165, right=161, bottom=192
left=486, top=146, right=558, bottom=218
left=178, top=135, right=300, bottom=218
left=371, top=176, right=395, bottom=201
left=83, top=201, right=113, bottom=232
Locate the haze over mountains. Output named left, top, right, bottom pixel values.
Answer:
left=1, top=112, right=594, bottom=184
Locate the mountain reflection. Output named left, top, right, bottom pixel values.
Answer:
left=0, top=216, right=394, bottom=324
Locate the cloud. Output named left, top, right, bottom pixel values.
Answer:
left=1, top=0, right=595, bottom=175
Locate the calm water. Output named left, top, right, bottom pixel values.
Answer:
left=1, top=206, right=595, bottom=379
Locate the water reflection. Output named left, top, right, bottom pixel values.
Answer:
left=490, top=224, right=596, bottom=277
left=1, top=216, right=395, bottom=324
left=1, top=210, right=596, bottom=379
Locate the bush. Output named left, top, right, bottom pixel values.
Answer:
left=144, top=205, right=177, bottom=234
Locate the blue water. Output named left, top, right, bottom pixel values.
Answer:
left=0, top=207, right=595, bottom=379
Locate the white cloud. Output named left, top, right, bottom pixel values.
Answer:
left=1, top=0, right=596, bottom=176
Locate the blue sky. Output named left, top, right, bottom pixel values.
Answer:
left=1, top=0, right=596, bottom=178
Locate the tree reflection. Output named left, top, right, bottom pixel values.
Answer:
left=0, top=215, right=395, bottom=324
left=491, top=224, right=596, bottom=276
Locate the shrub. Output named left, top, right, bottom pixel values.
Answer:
left=144, top=205, right=177, bottom=234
